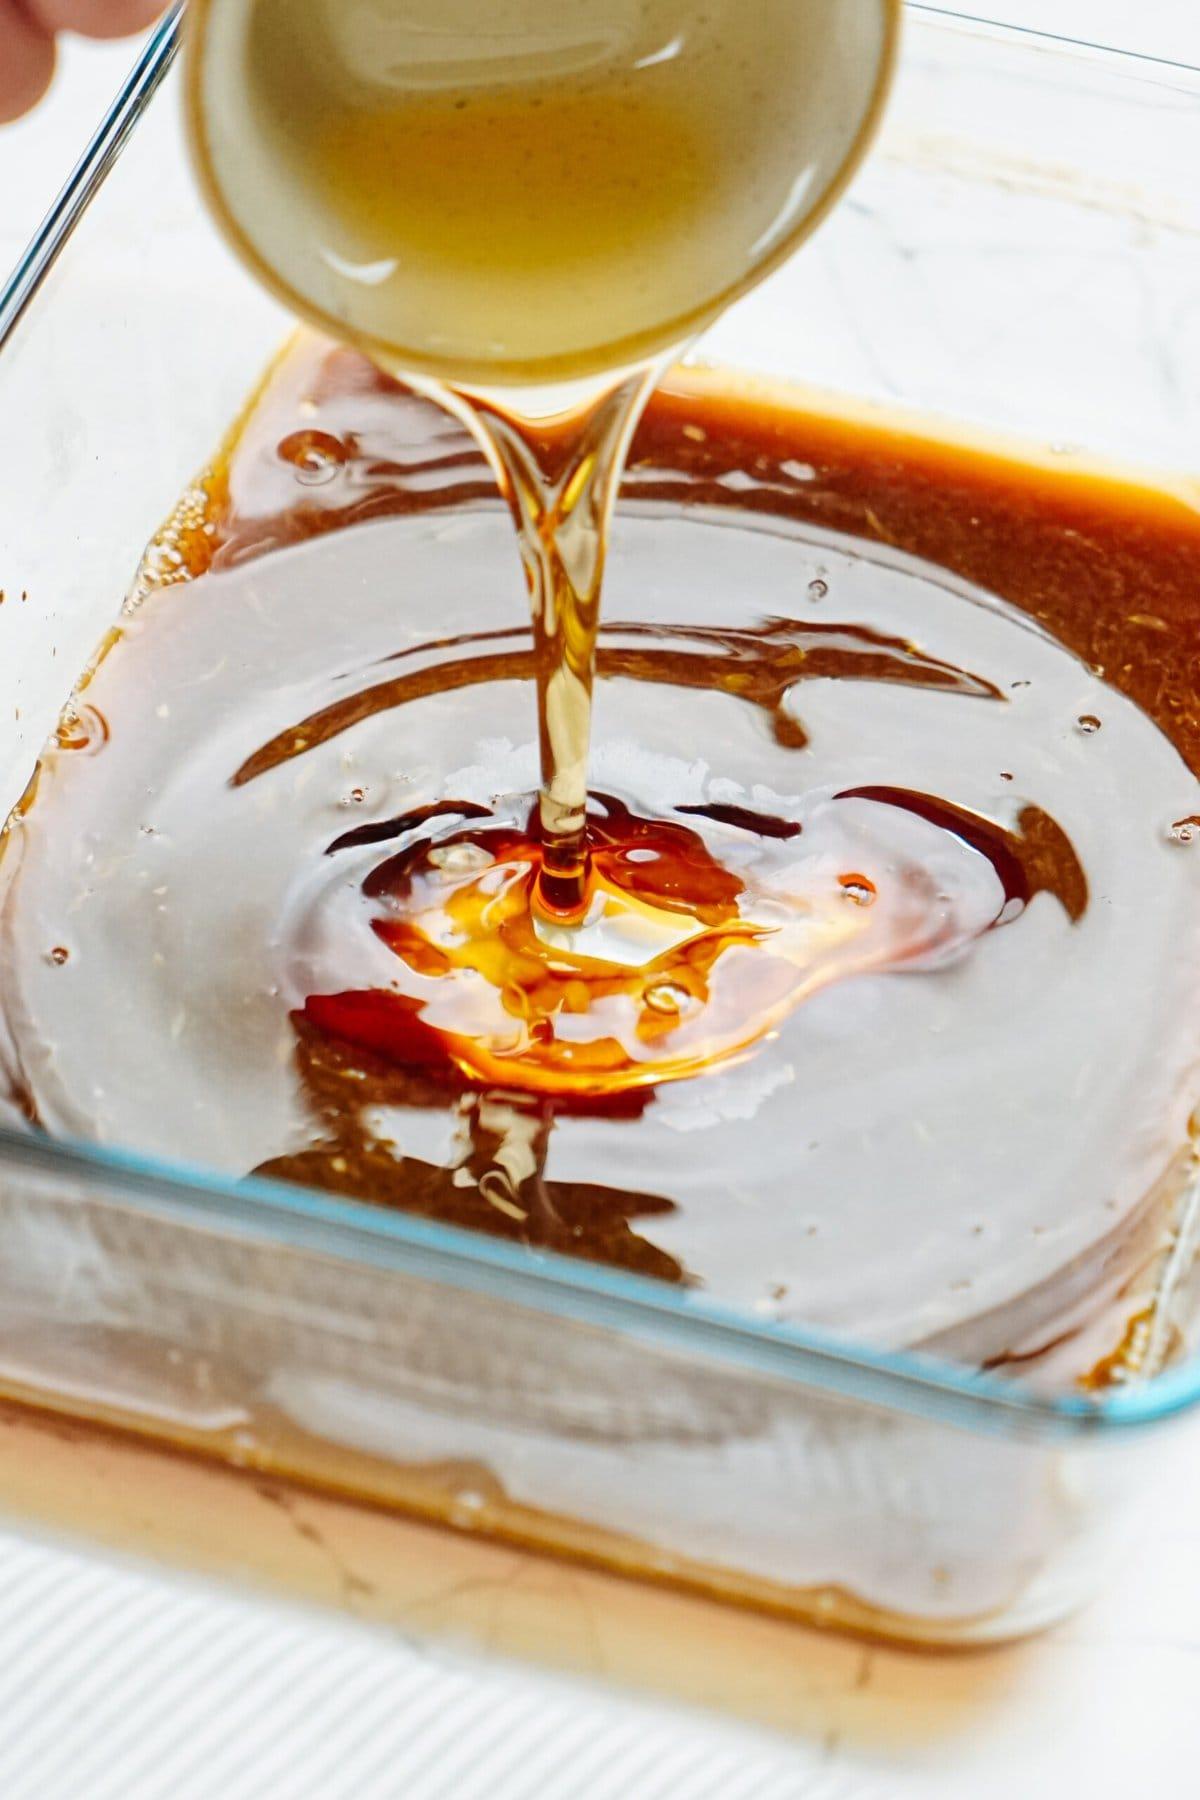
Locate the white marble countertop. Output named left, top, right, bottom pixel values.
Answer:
left=2, top=15, right=1199, bottom=1796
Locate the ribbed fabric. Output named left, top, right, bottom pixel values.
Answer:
left=0, top=1531, right=855, bottom=1800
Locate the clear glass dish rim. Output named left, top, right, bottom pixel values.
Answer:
left=2, top=3, right=1198, bottom=1447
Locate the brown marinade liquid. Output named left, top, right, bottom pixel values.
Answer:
left=4, top=337, right=1200, bottom=1389
left=214, top=350, right=1200, bottom=772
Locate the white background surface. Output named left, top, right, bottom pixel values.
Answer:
left=3, top=7, right=1200, bottom=1796
left=921, top=0, right=1198, bottom=61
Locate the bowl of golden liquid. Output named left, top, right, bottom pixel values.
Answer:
left=187, top=0, right=898, bottom=383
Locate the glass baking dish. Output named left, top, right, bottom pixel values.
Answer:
left=1, top=5, right=1199, bottom=1661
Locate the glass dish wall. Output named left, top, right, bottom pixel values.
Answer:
left=0, top=8, right=1198, bottom=1650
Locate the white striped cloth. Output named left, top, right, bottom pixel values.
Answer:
left=0, top=1529, right=865, bottom=1800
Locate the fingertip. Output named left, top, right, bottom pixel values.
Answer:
left=25, top=0, right=163, bottom=40
left=0, top=0, right=56, bottom=125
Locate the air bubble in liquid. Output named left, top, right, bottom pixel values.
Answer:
left=276, top=429, right=350, bottom=487
left=644, top=979, right=691, bottom=1016
left=428, top=842, right=496, bottom=873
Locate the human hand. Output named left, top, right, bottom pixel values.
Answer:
left=1, top=2, right=163, bottom=123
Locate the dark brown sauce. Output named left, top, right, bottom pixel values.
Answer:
left=230, top=616, right=1001, bottom=787
left=634, top=379, right=1200, bottom=780
left=674, top=803, right=803, bottom=840
left=836, top=788, right=1089, bottom=925
left=4, top=335, right=1200, bottom=1389
left=258, top=1015, right=685, bottom=1283
left=192, top=348, right=1200, bottom=781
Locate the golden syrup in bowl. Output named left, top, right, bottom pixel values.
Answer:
left=188, top=0, right=897, bottom=384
